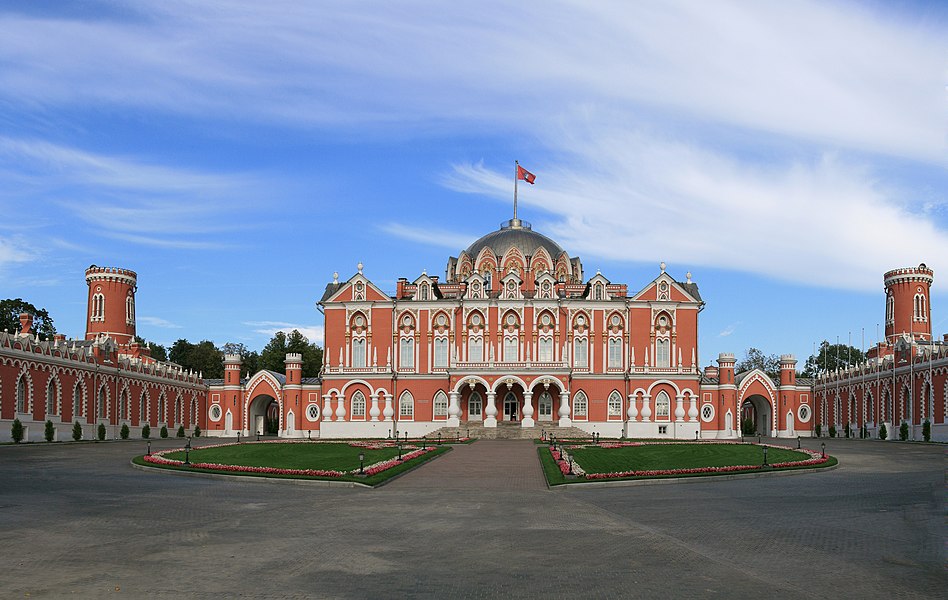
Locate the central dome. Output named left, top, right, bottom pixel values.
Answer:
left=465, top=219, right=565, bottom=259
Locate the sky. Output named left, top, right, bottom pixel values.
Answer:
left=0, top=0, right=946, bottom=367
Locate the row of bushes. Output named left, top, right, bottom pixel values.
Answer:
left=815, top=421, right=934, bottom=442
left=9, top=419, right=201, bottom=443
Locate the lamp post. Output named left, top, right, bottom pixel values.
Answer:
left=184, top=436, right=191, bottom=466
left=821, top=442, right=826, bottom=458
left=422, top=436, right=427, bottom=450
left=146, top=440, right=151, bottom=456
left=358, top=452, right=365, bottom=475
left=438, top=432, right=442, bottom=445
left=762, top=445, right=768, bottom=467
left=237, top=431, right=241, bottom=444
left=797, top=436, right=801, bottom=449
left=397, top=443, right=402, bottom=461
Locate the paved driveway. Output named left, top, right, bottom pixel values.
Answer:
left=0, top=437, right=943, bottom=599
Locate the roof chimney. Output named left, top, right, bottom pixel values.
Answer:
left=19, top=312, right=33, bottom=335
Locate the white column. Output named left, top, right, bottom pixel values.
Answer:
left=521, top=391, right=535, bottom=428
left=558, top=391, right=571, bottom=427
left=484, top=391, right=498, bottom=427
left=447, top=391, right=461, bottom=427
left=322, top=394, right=333, bottom=422
left=688, top=395, right=698, bottom=422
left=335, top=394, right=347, bottom=421
left=382, top=393, right=394, bottom=421
left=641, top=394, right=652, bottom=422
left=627, top=394, right=638, bottom=422
left=369, top=393, right=380, bottom=421
left=674, top=395, right=685, bottom=422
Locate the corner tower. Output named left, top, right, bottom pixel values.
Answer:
left=85, top=265, right=138, bottom=345
left=884, top=263, right=933, bottom=343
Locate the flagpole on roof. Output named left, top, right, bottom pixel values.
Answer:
left=513, top=160, right=519, bottom=223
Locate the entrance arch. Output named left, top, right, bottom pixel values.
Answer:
left=741, top=394, right=773, bottom=436
left=248, top=394, right=279, bottom=435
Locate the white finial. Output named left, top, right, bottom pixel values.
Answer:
left=332, top=271, right=339, bottom=284
left=422, top=269, right=427, bottom=276
left=660, top=262, right=666, bottom=273
left=357, top=262, right=363, bottom=274
left=686, top=271, right=692, bottom=283
left=596, top=269, right=601, bottom=275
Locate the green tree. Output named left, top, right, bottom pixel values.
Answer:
left=11, top=418, right=24, bottom=443
left=801, top=341, right=867, bottom=377
left=169, top=339, right=224, bottom=379
left=135, top=336, right=168, bottom=362
left=97, top=423, right=106, bottom=441
left=72, top=421, right=83, bottom=441
left=141, top=424, right=151, bottom=439
left=735, top=348, right=780, bottom=377
left=120, top=423, right=130, bottom=439
left=45, top=420, right=55, bottom=442
left=259, top=330, right=323, bottom=377
left=222, top=342, right=260, bottom=376
left=0, top=299, right=56, bottom=337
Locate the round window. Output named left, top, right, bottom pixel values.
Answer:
left=577, top=315, right=585, bottom=326
left=659, top=316, right=667, bottom=327
left=306, top=404, right=321, bottom=421
left=354, top=315, right=364, bottom=327
left=209, top=404, right=222, bottom=422
left=356, top=282, right=364, bottom=290
left=659, top=282, right=668, bottom=291
left=437, top=314, right=447, bottom=326
left=506, top=314, right=516, bottom=326
left=403, top=315, right=412, bottom=327
left=611, top=315, right=621, bottom=327
left=471, top=314, right=481, bottom=326
left=541, top=314, right=551, bottom=326
left=798, top=404, right=811, bottom=423
left=700, top=404, right=714, bottom=422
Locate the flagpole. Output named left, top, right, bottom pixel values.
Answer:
left=513, top=160, right=519, bottom=223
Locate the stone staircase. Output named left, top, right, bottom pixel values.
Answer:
left=426, top=421, right=591, bottom=441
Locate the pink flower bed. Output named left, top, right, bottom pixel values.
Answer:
left=143, top=440, right=437, bottom=478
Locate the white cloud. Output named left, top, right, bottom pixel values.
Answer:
left=0, top=236, right=36, bottom=268
left=137, top=316, right=184, bottom=329
left=379, top=223, right=475, bottom=250
left=244, top=321, right=324, bottom=344
left=719, top=323, right=739, bottom=338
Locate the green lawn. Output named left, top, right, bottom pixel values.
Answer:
left=137, top=442, right=450, bottom=486
left=571, top=443, right=809, bottom=474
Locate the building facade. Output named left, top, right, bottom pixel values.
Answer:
left=206, top=217, right=813, bottom=440
left=0, top=266, right=207, bottom=442
left=813, top=264, right=948, bottom=442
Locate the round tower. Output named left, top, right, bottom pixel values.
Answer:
left=717, top=352, right=735, bottom=385
left=85, top=265, right=138, bottom=345
left=883, top=264, right=933, bottom=343
left=779, top=354, right=796, bottom=387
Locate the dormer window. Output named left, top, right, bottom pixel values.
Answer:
left=419, top=284, right=429, bottom=301
left=594, top=284, right=604, bottom=300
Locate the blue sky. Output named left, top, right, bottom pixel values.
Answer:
left=1, top=0, right=946, bottom=367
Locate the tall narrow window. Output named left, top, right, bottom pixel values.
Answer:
left=399, top=337, right=414, bottom=369
left=74, top=382, right=84, bottom=417
left=434, top=338, right=448, bottom=368
left=46, top=379, right=57, bottom=416
left=126, top=294, right=135, bottom=325
left=608, top=338, right=622, bottom=369
left=656, top=339, right=670, bottom=367
left=468, top=337, right=483, bottom=362
left=538, top=391, right=553, bottom=419
left=608, top=391, right=622, bottom=417
left=503, top=336, right=518, bottom=362
left=433, top=391, right=448, bottom=417
left=351, top=338, right=366, bottom=368
left=886, top=295, right=894, bottom=323
left=399, top=391, right=414, bottom=419
left=16, top=375, right=28, bottom=414
left=574, top=338, right=588, bottom=368
left=538, top=337, right=553, bottom=362
left=573, top=391, right=588, bottom=418
left=97, top=387, right=106, bottom=420
left=655, top=391, right=670, bottom=418
left=139, top=392, right=147, bottom=425
left=351, top=391, right=366, bottom=419
left=420, top=284, right=429, bottom=300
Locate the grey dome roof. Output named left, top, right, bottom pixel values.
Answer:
left=465, top=219, right=565, bottom=259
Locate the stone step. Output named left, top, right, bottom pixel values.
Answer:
left=426, top=422, right=591, bottom=441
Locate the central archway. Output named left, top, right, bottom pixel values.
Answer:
left=248, top=394, right=279, bottom=435
left=741, top=394, right=772, bottom=436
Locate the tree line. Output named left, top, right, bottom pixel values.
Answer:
left=736, top=342, right=866, bottom=378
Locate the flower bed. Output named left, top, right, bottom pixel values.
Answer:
left=551, top=442, right=828, bottom=480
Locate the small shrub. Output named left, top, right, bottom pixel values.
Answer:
left=741, top=417, right=755, bottom=435
left=72, top=421, right=83, bottom=441
left=11, top=419, right=24, bottom=443
left=97, top=423, right=106, bottom=441
left=879, top=422, right=888, bottom=440
left=815, top=424, right=822, bottom=437
left=829, top=425, right=836, bottom=438
left=160, top=425, right=168, bottom=438
left=141, top=424, right=150, bottom=439
left=176, top=425, right=185, bottom=438
left=120, top=423, right=130, bottom=440
left=193, top=425, right=201, bottom=438
left=922, top=420, right=931, bottom=442
left=899, top=421, right=909, bottom=441
left=45, top=420, right=55, bottom=442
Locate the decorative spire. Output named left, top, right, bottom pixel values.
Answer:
left=660, top=262, right=666, bottom=273
left=357, top=262, right=363, bottom=275
left=332, top=271, right=339, bottom=284
left=686, top=271, right=692, bottom=283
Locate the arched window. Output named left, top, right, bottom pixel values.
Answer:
left=914, top=294, right=927, bottom=321
left=399, top=337, right=414, bottom=369
left=351, top=338, right=366, bottom=368
left=608, top=338, right=622, bottom=369
left=594, top=284, right=604, bottom=300
left=574, top=338, right=588, bottom=368
left=74, top=382, right=84, bottom=417
left=503, top=336, right=518, bottom=362
left=886, top=294, right=894, bottom=323
left=126, top=293, right=135, bottom=325
left=656, top=339, right=670, bottom=368
left=120, top=389, right=129, bottom=421
left=399, top=391, right=414, bottom=420
left=538, top=337, right=553, bottom=362
left=433, top=391, right=448, bottom=418
left=608, top=391, right=623, bottom=418
left=92, top=293, right=105, bottom=321
left=434, top=337, right=448, bottom=368
left=46, top=379, right=58, bottom=416
left=538, top=391, right=553, bottom=420
left=419, top=284, right=429, bottom=301
left=573, top=391, right=588, bottom=418
left=468, top=391, right=482, bottom=420
left=468, top=336, right=483, bottom=362
left=139, top=391, right=147, bottom=425
left=16, top=375, right=28, bottom=414
left=351, top=391, right=366, bottom=420
left=655, top=391, right=670, bottom=419
left=97, top=386, right=107, bottom=420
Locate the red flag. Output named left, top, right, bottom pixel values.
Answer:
left=516, top=165, right=536, bottom=184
